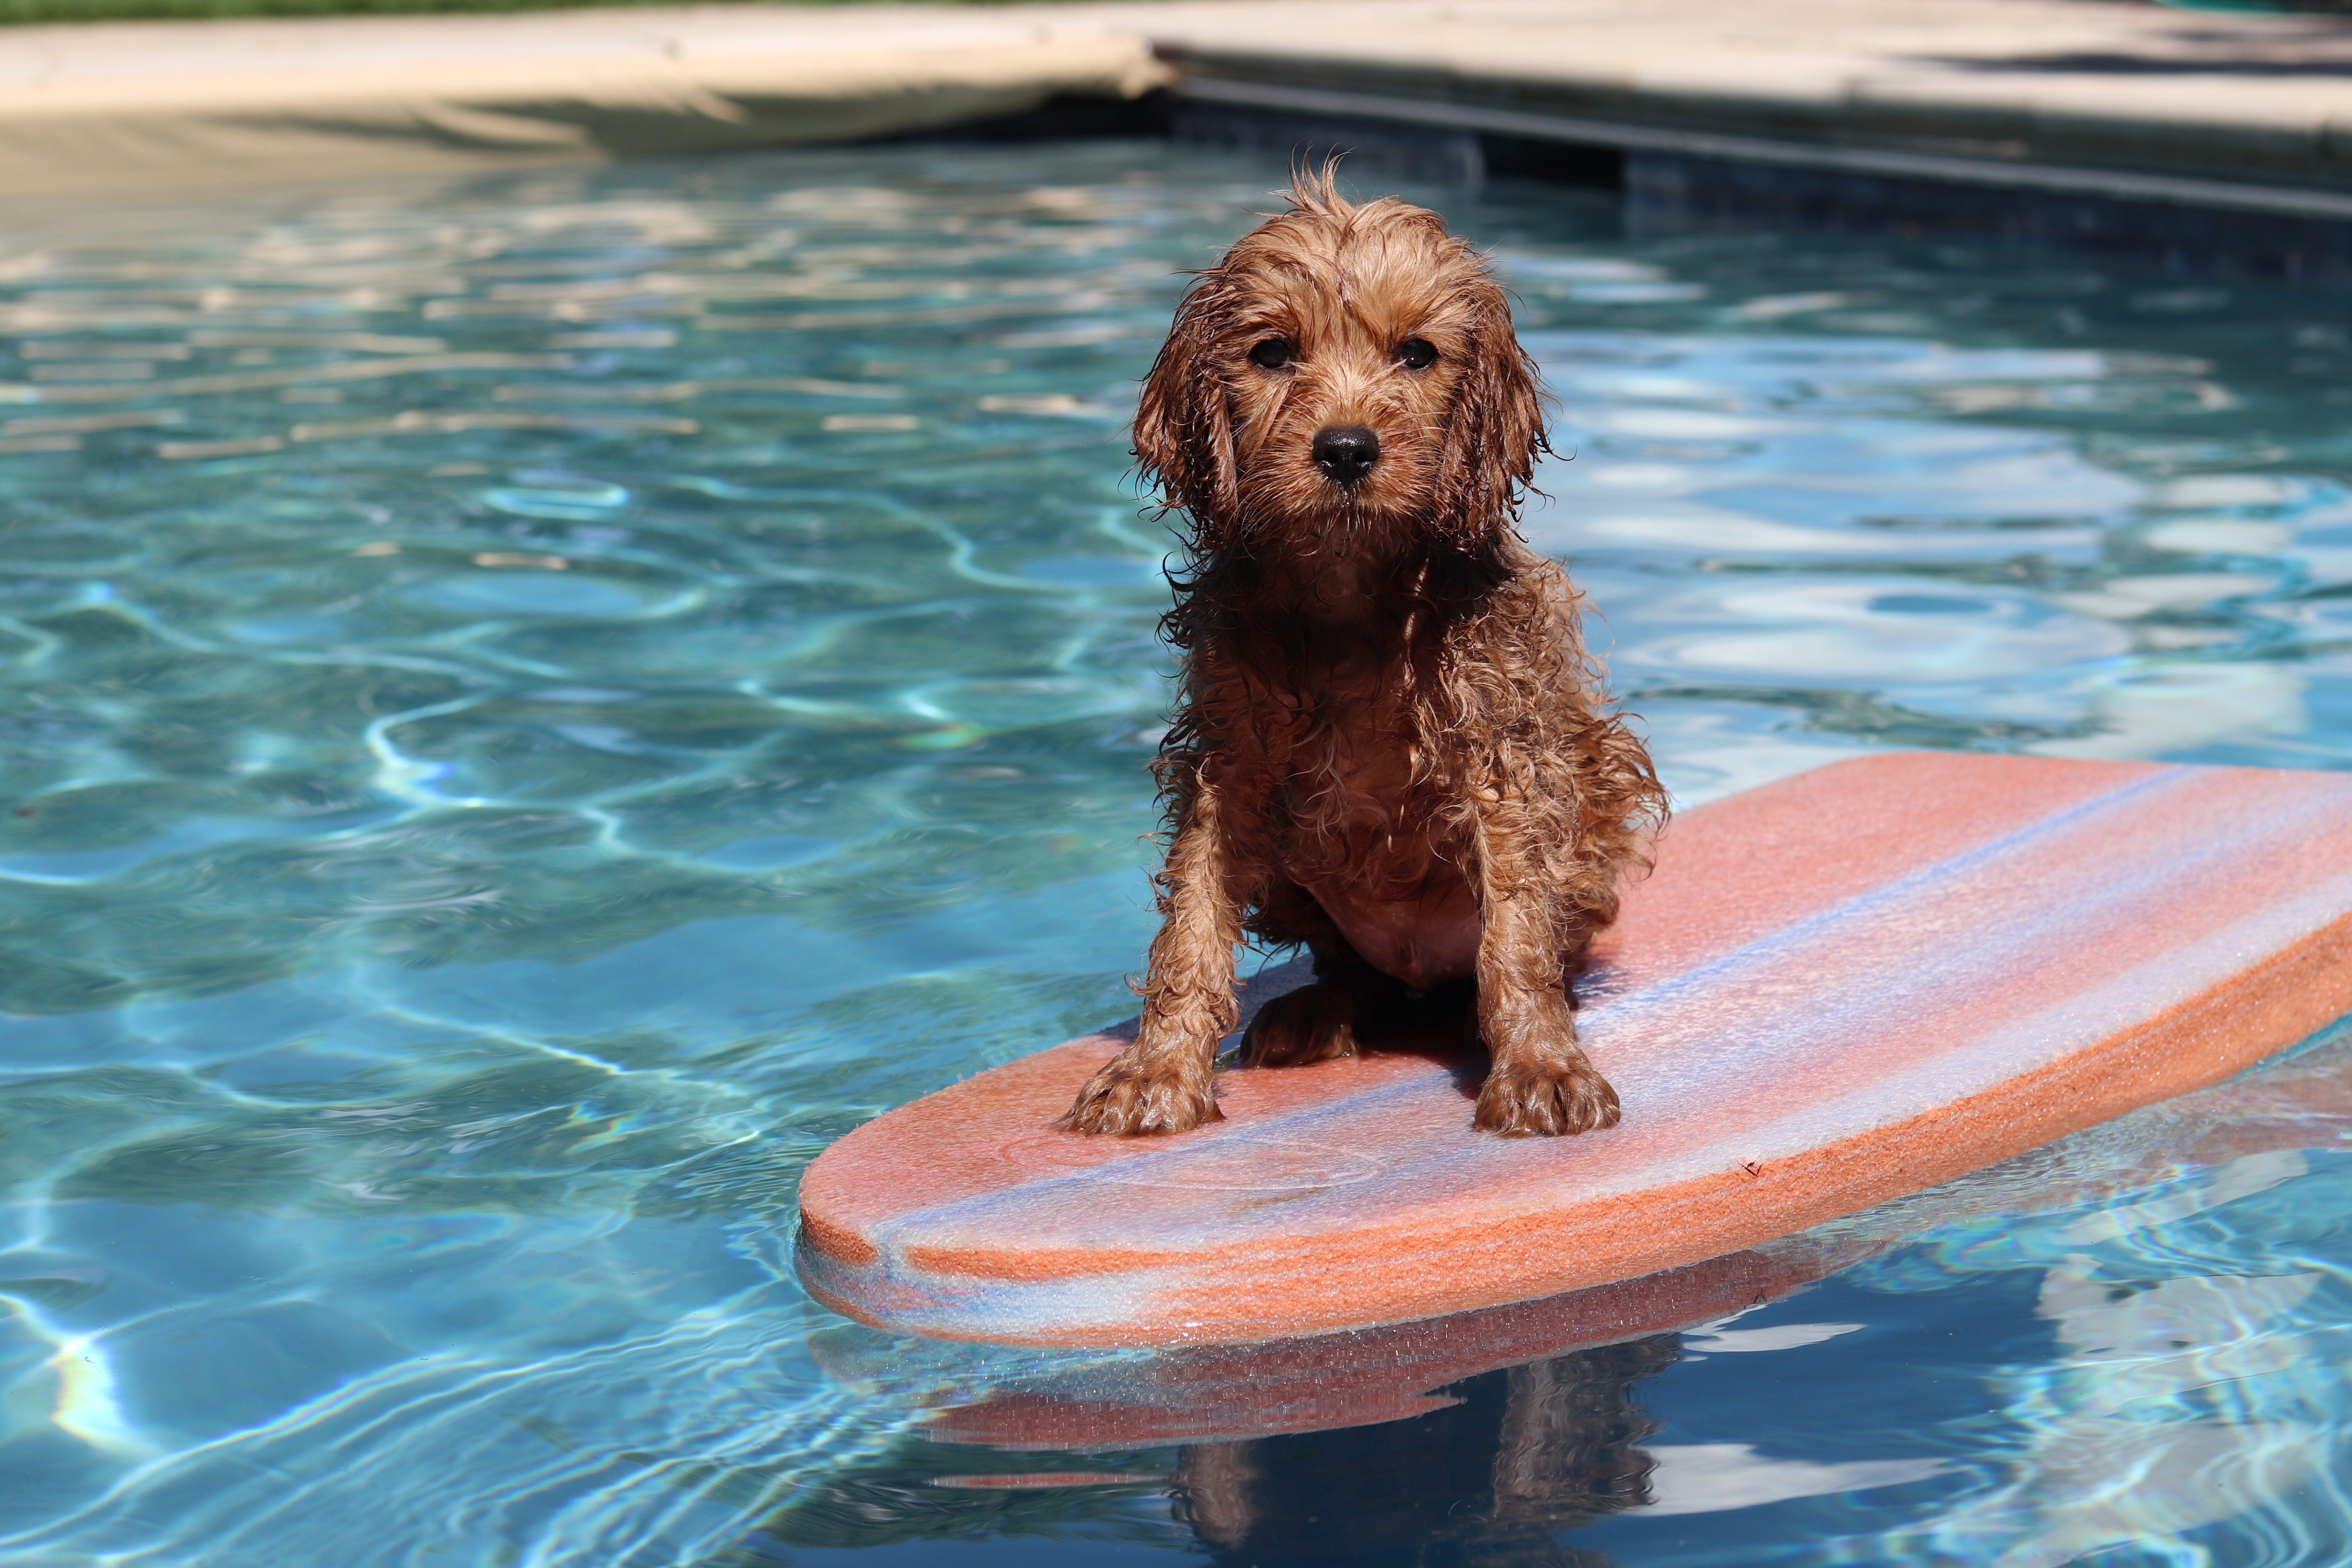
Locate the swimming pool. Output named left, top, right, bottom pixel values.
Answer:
left=2, top=138, right=2351, bottom=1567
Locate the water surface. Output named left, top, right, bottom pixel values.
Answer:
left=2, top=140, right=2351, bottom=1566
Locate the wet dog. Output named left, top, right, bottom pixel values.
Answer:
left=1063, top=169, right=1666, bottom=1138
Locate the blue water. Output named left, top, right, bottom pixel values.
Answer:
left=3, top=138, right=2352, bottom=1566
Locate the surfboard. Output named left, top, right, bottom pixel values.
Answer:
left=809, top=1011, right=2352, bottom=1450
left=796, top=752, right=2352, bottom=1348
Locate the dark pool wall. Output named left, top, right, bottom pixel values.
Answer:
left=1623, top=154, right=2352, bottom=283
left=1159, top=97, right=2352, bottom=282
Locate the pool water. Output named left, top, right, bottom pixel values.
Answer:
left=3, top=138, right=2352, bottom=1567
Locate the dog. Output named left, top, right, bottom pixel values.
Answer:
left=1063, top=168, right=1666, bottom=1139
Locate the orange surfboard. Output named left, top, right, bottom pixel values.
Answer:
left=796, top=753, right=2352, bottom=1348
left=812, top=1016, right=2352, bottom=1450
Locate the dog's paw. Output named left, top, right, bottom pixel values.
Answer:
left=1474, top=1057, right=1621, bottom=1137
left=1243, top=982, right=1361, bottom=1067
left=1060, top=1058, right=1223, bottom=1136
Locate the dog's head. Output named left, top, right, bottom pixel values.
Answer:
left=1135, top=168, right=1546, bottom=556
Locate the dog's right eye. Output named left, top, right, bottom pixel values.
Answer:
left=1247, top=339, right=1294, bottom=370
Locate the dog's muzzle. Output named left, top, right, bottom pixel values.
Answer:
left=1312, top=425, right=1379, bottom=486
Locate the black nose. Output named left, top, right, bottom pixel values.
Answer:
left=1312, top=424, right=1380, bottom=485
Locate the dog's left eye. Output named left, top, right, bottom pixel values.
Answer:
left=1247, top=339, right=1294, bottom=370
left=1397, top=339, right=1439, bottom=371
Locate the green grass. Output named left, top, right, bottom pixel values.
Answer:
left=1, top=0, right=1017, bottom=23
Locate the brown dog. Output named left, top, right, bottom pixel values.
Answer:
left=1063, top=169, right=1666, bottom=1138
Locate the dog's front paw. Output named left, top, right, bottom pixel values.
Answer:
left=1474, top=1056, right=1621, bottom=1137
left=1061, top=1056, right=1223, bottom=1136
left=1243, top=982, right=1361, bottom=1067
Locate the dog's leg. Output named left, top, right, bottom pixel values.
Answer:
left=1243, top=938, right=1383, bottom=1066
left=1062, top=782, right=1240, bottom=1134
left=1490, top=1344, right=1670, bottom=1527
left=1169, top=1441, right=1261, bottom=1549
left=1240, top=884, right=1382, bottom=1066
left=1469, top=811, right=1620, bottom=1136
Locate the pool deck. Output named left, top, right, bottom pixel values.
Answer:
left=3, top=0, right=2349, bottom=217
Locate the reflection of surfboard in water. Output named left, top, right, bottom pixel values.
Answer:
left=797, top=753, right=2352, bottom=1348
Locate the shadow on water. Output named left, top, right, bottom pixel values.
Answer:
left=1165, top=1339, right=1678, bottom=1568
left=732, top=1338, right=1679, bottom=1567
left=766, top=1231, right=1842, bottom=1560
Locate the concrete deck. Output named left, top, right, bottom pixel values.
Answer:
left=0, top=4, right=1174, bottom=196
left=1152, top=0, right=2352, bottom=218
left=2, top=0, right=2348, bottom=218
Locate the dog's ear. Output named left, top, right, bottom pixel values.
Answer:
left=1434, top=286, right=1549, bottom=548
left=1133, top=276, right=1241, bottom=548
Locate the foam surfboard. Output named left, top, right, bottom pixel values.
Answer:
left=797, top=753, right=2352, bottom=1348
left=809, top=1017, right=2352, bottom=1451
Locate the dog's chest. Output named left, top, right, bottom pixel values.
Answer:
left=1272, top=688, right=1480, bottom=987
left=1234, top=601, right=1455, bottom=857
left=1269, top=675, right=1442, bottom=861
left=1291, top=717, right=1414, bottom=815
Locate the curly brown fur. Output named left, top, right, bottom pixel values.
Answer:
left=1062, top=167, right=1667, bottom=1138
